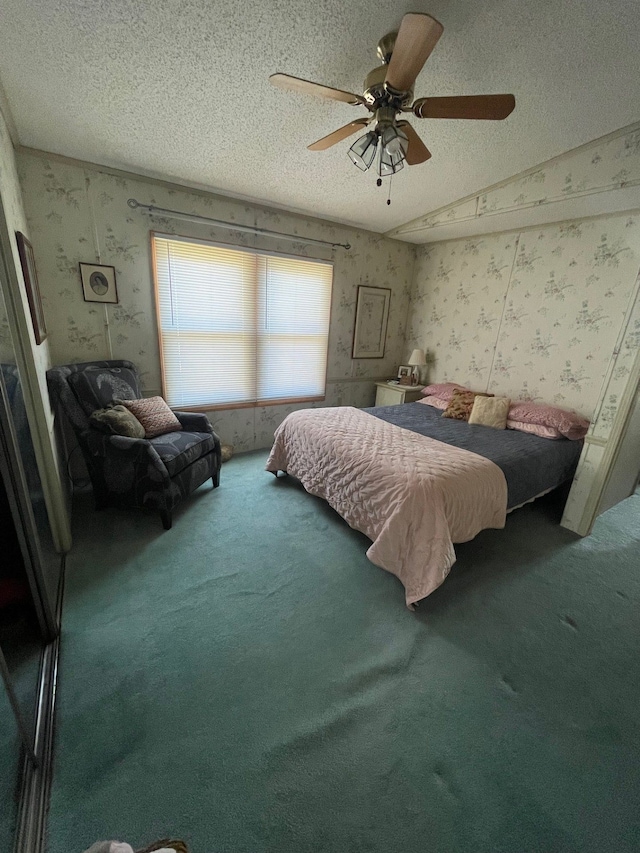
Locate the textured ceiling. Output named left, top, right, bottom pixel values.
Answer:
left=0, top=0, right=639, bottom=234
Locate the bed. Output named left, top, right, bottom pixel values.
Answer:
left=265, top=401, right=583, bottom=606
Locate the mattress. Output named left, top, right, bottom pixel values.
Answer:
left=364, top=401, right=583, bottom=510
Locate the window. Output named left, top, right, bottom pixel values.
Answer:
left=152, top=234, right=333, bottom=409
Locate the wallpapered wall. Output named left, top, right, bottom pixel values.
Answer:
left=406, top=213, right=640, bottom=533
left=0, top=108, right=71, bottom=548
left=400, top=123, right=640, bottom=535
left=0, top=110, right=52, bottom=407
left=406, top=213, right=640, bottom=419
left=391, top=122, right=640, bottom=240
left=17, top=149, right=416, bottom=451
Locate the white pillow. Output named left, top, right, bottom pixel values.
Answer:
left=468, top=395, right=510, bottom=429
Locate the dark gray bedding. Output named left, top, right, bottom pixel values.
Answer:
left=363, top=401, right=583, bottom=510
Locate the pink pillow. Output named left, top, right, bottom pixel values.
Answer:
left=507, top=401, right=589, bottom=440
left=120, top=396, right=182, bottom=438
left=420, top=400, right=562, bottom=438
left=420, top=382, right=467, bottom=401
left=418, top=395, right=449, bottom=410
left=506, top=420, right=563, bottom=439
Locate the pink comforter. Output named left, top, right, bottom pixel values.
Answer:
left=266, top=407, right=508, bottom=606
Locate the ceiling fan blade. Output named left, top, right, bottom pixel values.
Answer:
left=413, top=94, right=516, bottom=120
left=385, top=14, right=444, bottom=93
left=270, top=73, right=364, bottom=106
left=398, top=122, right=431, bottom=165
left=308, top=120, right=370, bottom=151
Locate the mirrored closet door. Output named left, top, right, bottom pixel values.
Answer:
left=0, top=244, right=60, bottom=853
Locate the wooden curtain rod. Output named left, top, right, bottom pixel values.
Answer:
left=127, top=199, right=351, bottom=250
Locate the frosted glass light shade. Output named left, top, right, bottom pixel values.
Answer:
left=381, top=124, right=409, bottom=159
left=378, top=125, right=409, bottom=176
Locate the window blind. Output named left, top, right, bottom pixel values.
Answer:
left=153, top=235, right=333, bottom=408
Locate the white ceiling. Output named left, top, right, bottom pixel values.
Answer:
left=1, top=0, right=639, bottom=235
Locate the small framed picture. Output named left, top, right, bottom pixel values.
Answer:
left=397, top=365, right=412, bottom=386
left=79, top=263, right=118, bottom=304
left=16, top=232, right=47, bottom=345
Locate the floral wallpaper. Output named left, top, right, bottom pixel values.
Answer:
left=0, top=106, right=71, bottom=548
left=14, top=131, right=640, bottom=535
left=406, top=213, right=640, bottom=534
left=393, top=121, right=640, bottom=238
left=407, top=214, right=640, bottom=421
left=0, top=110, right=52, bottom=409
left=17, top=149, right=416, bottom=451
left=477, top=125, right=640, bottom=218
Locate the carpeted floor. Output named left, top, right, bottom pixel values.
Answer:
left=48, top=452, right=640, bottom=853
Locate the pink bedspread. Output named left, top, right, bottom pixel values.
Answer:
left=266, top=407, right=508, bottom=606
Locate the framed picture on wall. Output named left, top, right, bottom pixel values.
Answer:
left=352, top=285, right=391, bottom=359
left=15, top=231, right=47, bottom=345
left=79, top=262, right=119, bottom=304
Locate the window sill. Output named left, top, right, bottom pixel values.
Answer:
left=173, top=395, right=326, bottom=413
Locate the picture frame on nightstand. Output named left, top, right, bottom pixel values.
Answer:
left=397, top=365, right=412, bottom=386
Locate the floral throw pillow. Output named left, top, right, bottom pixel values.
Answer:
left=442, top=389, right=493, bottom=421
left=119, top=396, right=182, bottom=438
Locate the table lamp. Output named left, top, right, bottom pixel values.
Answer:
left=408, top=349, right=427, bottom=386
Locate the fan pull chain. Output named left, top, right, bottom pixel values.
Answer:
left=374, top=175, right=392, bottom=205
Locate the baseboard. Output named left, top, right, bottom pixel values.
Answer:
left=14, top=553, right=65, bottom=853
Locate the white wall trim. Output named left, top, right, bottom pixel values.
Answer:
left=573, top=343, right=640, bottom=536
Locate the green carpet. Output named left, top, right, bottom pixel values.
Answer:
left=48, top=452, right=640, bottom=853
left=0, top=681, right=21, bottom=853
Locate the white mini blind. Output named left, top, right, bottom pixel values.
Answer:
left=153, top=235, right=333, bottom=408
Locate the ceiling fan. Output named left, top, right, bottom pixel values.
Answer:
left=270, top=13, right=515, bottom=184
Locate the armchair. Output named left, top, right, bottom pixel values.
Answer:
left=46, top=360, right=221, bottom=529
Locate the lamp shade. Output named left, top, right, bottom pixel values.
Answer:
left=408, top=348, right=426, bottom=366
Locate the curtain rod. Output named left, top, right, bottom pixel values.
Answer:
left=127, top=199, right=351, bottom=250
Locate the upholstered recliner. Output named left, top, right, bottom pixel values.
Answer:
left=47, top=360, right=221, bottom=529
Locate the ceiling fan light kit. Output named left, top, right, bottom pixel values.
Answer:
left=270, top=12, right=515, bottom=201
left=378, top=124, right=409, bottom=176
left=348, top=131, right=378, bottom=171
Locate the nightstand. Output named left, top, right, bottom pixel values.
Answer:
left=374, top=382, right=424, bottom=406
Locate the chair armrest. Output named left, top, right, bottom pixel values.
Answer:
left=172, top=412, right=221, bottom=466
left=84, top=430, right=167, bottom=478
left=173, top=411, right=214, bottom=434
